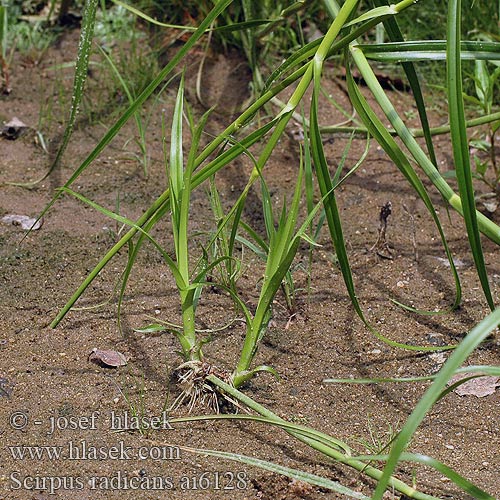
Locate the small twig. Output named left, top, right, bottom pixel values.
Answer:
left=370, top=201, right=393, bottom=259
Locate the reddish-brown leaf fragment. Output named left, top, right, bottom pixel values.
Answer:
left=449, top=373, right=500, bottom=398
left=88, top=348, right=128, bottom=368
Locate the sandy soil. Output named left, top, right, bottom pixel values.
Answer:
left=1, top=28, right=499, bottom=500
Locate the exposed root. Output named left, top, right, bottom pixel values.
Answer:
left=170, top=360, right=241, bottom=414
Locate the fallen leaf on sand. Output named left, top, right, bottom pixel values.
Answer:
left=2, top=214, right=43, bottom=230
left=448, top=373, right=500, bottom=398
left=88, top=348, right=128, bottom=368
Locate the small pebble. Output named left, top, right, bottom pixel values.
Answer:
left=427, top=332, right=446, bottom=346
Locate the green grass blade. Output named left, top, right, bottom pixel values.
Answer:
left=308, top=58, right=460, bottom=349
left=177, top=445, right=369, bottom=499
left=347, top=451, right=494, bottom=499
left=325, top=365, right=500, bottom=384
left=111, top=0, right=195, bottom=30
left=115, top=196, right=173, bottom=333
left=169, top=76, right=185, bottom=273
left=234, top=163, right=304, bottom=381
left=260, top=176, right=276, bottom=243
left=266, top=162, right=303, bottom=275
left=310, top=60, right=432, bottom=350
left=50, top=188, right=170, bottom=327
left=97, top=44, right=148, bottom=175
left=401, top=453, right=494, bottom=499
left=372, top=307, right=500, bottom=499
left=50, top=0, right=96, bottom=162
left=345, top=4, right=398, bottom=26
left=57, top=188, right=185, bottom=288
left=360, top=40, right=500, bottom=61
left=56, top=186, right=205, bottom=353
left=369, top=0, right=437, bottom=167
left=112, top=0, right=270, bottom=32
left=263, top=0, right=421, bottom=91
left=39, top=0, right=233, bottom=223
left=332, top=134, right=371, bottom=190
left=235, top=234, right=266, bottom=259
left=346, top=62, right=461, bottom=313
left=170, top=76, right=184, bottom=205
left=11, top=0, right=98, bottom=188
left=446, top=0, right=494, bottom=310
left=239, top=221, right=269, bottom=254
left=310, top=63, right=361, bottom=321
left=349, top=44, right=500, bottom=246
left=172, top=413, right=352, bottom=454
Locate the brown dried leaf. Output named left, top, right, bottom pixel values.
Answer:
left=88, top=348, right=128, bottom=368
left=449, top=373, right=500, bottom=398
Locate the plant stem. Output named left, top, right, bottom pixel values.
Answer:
left=319, top=111, right=500, bottom=137
left=350, top=44, right=500, bottom=245
left=232, top=0, right=362, bottom=387
left=207, top=375, right=439, bottom=500
left=180, top=290, right=198, bottom=359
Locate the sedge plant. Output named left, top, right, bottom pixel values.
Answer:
left=230, top=158, right=316, bottom=388
left=43, top=0, right=500, bottom=404
left=167, top=306, right=500, bottom=500
left=37, top=0, right=500, bottom=497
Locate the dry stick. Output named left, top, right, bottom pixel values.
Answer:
left=370, top=201, right=393, bottom=259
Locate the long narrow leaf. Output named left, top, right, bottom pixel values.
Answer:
left=346, top=61, right=461, bottom=314
left=38, top=0, right=234, bottom=225
left=446, top=0, right=494, bottom=310
left=177, top=444, right=369, bottom=499
left=11, top=0, right=98, bottom=188
left=349, top=45, right=500, bottom=246
left=370, top=0, right=437, bottom=167
left=360, top=40, right=500, bottom=62
left=372, top=307, right=500, bottom=499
